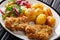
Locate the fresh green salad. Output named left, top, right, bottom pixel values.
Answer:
left=0, top=0, right=31, bottom=20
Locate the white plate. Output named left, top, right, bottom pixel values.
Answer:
left=0, top=0, right=60, bottom=40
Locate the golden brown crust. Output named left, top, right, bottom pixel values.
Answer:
left=25, top=25, right=52, bottom=40
left=5, top=17, right=52, bottom=40
left=5, top=16, right=29, bottom=31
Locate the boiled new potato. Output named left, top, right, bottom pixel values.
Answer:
left=43, top=7, right=52, bottom=16
left=36, top=14, right=46, bottom=24
left=25, top=8, right=35, bottom=17
left=25, top=8, right=44, bottom=21
left=34, top=8, right=44, bottom=16
left=46, top=16, right=56, bottom=27
left=31, top=8, right=44, bottom=21
left=25, top=8, right=36, bottom=21
left=31, top=3, right=44, bottom=9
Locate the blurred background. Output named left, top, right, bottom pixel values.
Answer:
left=0, top=0, right=60, bottom=40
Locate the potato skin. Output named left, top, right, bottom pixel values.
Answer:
left=30, top=8, right=44, bottom=21
left=31, top=3, right=44, bottom=9
left=25, top=8, right=44, bottom=21
left=46, top=16, right=56, bottom=27
left=36, top=14, right=46, bottom=24
left=25, top=8, right=34, bottom=20
left=25, top=8, right=34, bottom=17
left=43, top=7, right=52, bottom=16
left=34, top=8, right=44, bottom=16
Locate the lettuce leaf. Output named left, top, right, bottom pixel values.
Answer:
left=8, top=0, right=16, bottom=2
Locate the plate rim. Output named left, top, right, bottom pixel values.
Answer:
left=0, top=0, right=60, bottom=40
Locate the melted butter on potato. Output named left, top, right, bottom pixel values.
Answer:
left=34, top=8, right=44, bottom=16
left=25, top=8, right=34, bottom=17
left=31, top=3, right=44, bottom=9
left=46, top=16, right=56, bottom=27
left=25, top=8, right=36, bottom=21
left=36, top=14, right=46, bottom=24
left=30, top=8, right=44, bottom=21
